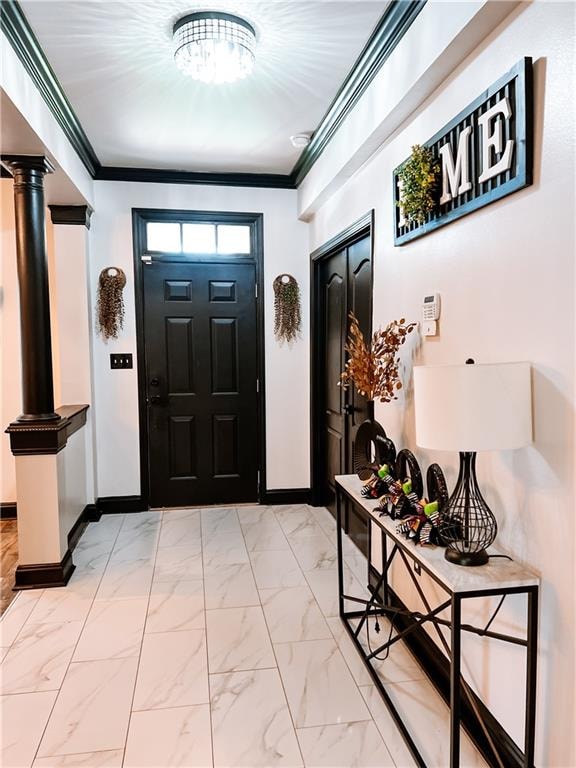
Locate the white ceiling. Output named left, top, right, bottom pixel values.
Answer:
left=19, top=0, right=388, bottom=174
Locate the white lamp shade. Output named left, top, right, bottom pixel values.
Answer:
left=414, top=362, right=532, bottom=452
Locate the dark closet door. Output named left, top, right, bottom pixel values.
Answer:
left=320, top=249, right=347, bottom=507
left=318, top=234, right=372, bottom=512
left=143, top=261, right=258, bottom=507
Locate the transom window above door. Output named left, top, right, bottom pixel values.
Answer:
left=146, top=221, right=251, bottom=254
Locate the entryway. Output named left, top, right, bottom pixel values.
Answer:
left=133, top=210, right=265, bottom=508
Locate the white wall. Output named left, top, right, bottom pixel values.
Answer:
left=309, top=3, right=575, bottom=765
left=90, top=181, right=310, bottom=497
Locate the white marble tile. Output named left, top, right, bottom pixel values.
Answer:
left=1, top=620, right=83, bottom=693
left=310, top=507, right=337, bottom=539
left=154, top=545, right=203, bottom=582
left=296, top=721, right=395, bottom=767
left=359, top=685, right=418, bottom=768
left=159, top=510, right=201, bottom=549
left=0, top=589, right=43, bottom=646
left=326, top=617, right=372, bottom=687
left=237, top=505, right=276, bottom=527
left=1, top=691, right=58, bottom=767
left=73, top=599, right=148, bottom=662
left=360, top=680, right=487, bottom=768
left=109, top=530, right=159, bottom=564
left=304, top=566, right=366, bottom=618
left=275, top=506, right=324, bottom=540
left=289, top=533, right=337, bottom=572
left=133, top=630, right=209, bottom=710
left=204, top=563, right=259, bottom=610
left=124, top=705, right=212, bottom=768
left=242, top=519, right=291, bottom=552
left=120, top=511, right=162, bottom=535
left=29, top=572, right=100, bottom=624
left=202, top=531, right=249, bottom=574
left=80, top=515, right=124, bottom=545
left=34, top=750, right=124, bottom=767
left=249, top=550, right=306, bottom=589
left=38, top=657, right=138, bottom=757
left=201, top=506, right=241, bottom=537
left=206, top=606, right=275, bottom=673
left=210, top=668, right=303, bottom=768
left=96, top=560, right=154, bottom=601
left=260, top=586, right=331, bottom=643
left=73, top=537, right=113, bottom=574
left=344, top=550, right=368, bottom=585
left=275, top=639, right=370, bottom=728
left=146, top=580, right=204, bottom=633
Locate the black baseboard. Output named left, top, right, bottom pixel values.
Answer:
left=14, top=549, right=75, bottom=590
left=260, top=488, right=311, bottom=505
left=368, top=567, right=524, bottom=768
left=0, top=502, right=17, bottom=519
left=96, top=495, right=146, bottom=515
left=67, top=504, right=100, bottom=552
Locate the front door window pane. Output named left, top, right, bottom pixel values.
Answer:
left=182, top=223, right=217, bottom=253
left=147, top=222, right=181, bottom=253
left=217, top=225, right=251, bottom=254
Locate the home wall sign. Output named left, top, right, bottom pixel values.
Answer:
left=393, top=57, right=533, bottom=245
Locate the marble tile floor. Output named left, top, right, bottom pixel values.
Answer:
left=0, top=518, right=18, bottom=616
left=0, top=504, right=487, bottom=768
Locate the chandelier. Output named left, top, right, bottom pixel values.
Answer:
left=173, top=12, right=256, bottom=84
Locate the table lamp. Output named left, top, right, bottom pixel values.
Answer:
left=413, top=360, right=532, bottom=566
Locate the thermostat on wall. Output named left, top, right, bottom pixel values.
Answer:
left=422, top=293, right=440, bottom=336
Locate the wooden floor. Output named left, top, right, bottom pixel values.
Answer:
left=0, top=519, right=18, bottom=615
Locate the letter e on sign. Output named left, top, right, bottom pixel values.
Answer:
left=478, top=97, right=514, bottom=183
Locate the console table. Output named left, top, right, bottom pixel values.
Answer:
left=335, top=474, right=539, bottom=768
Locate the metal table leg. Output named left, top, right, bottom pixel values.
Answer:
left=450, top=594, right=462, bottom=768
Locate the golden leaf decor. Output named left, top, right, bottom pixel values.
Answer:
left=340, top=314, right=417, bottom=402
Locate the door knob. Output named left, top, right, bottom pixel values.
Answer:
left=150, top=377, right=160, bottom=387
left=150, top=394, right=162, bottom=405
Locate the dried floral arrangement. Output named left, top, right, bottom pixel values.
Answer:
left=273, top=274, right=301, bottom=344
left=340, top=313, right=416, bottom=402
left=96, top=267, right=126, bottom=341
left=397, top=144, right=439, bottom=225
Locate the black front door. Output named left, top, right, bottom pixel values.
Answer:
left=143, top=260, right=259, bottom=507
left=317, top=232, right=372, bottom=510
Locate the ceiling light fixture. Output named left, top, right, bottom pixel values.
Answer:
left=290, top=134, right=312, bottom=148
left=173, top=11, right=256, bottom=84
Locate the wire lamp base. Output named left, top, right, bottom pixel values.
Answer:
left=441, top=451, right=497, bottom=567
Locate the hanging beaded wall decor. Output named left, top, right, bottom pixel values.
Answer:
left=273, top=274, right=301, bottom=344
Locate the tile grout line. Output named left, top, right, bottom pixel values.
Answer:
left=120, top=509, right=166, bottom=768
left=239, top=503, right=306, bottom=768
left=30, top=514, right=127, bottom=765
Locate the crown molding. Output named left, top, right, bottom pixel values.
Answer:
left=95, top=165, right=296, bottom=189
left=48, top=204, right=93, bottom=227
left=0, top=1, right=100, bottom=177
left=291, top=0, right=426, bottom=186
left=2, top=0, right=425, bottom=188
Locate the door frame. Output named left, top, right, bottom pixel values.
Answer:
left=132, top=207, right=266, bottom=509
left=309, top=210, right=374, bottom=507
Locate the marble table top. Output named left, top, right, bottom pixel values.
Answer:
left=335, top=474, right=540, bottom=595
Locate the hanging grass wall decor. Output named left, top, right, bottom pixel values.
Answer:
left=273, top=274, right=301, bottom=345
left=96, top=267, right=126, bottom=341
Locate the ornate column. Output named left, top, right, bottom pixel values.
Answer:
left=1, top=155, right=59, bottom=422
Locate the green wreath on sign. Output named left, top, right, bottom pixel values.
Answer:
left=397, top=144, right=440, bottom=225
